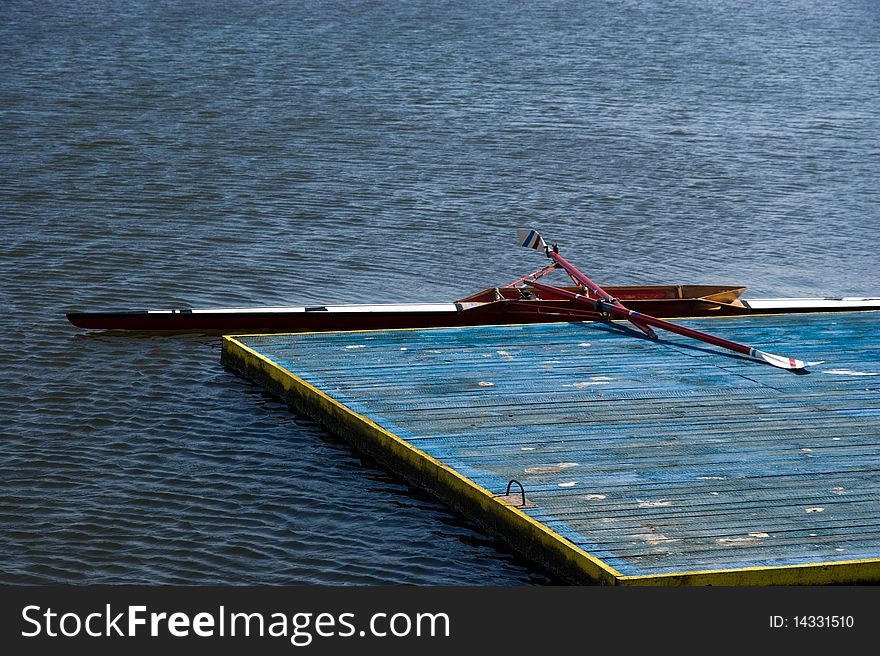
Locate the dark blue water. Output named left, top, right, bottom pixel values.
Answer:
left=1, top=0, right=878, bottom=584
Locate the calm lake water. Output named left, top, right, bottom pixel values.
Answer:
left=1, top=0, right=878, bottom=584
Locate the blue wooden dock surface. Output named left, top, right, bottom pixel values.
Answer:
left=222, top=312, right=880, bottom=584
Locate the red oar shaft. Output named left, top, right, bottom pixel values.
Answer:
left=617, top=306, right=751, bottom=355
left=545, top=251, right=657, bottom=339
left=546, top=251, right=611, bottom=299
left=517, top=229, right=814, bottom=370
left=527, top=279, right=753, bottom=356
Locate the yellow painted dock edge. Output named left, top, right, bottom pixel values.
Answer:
left=221, top=334, right=880, bottom=586
left=222, top=335, right=619, bottom=586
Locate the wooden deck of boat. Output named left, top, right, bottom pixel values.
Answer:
left=221, top=311, right=880, bottom=585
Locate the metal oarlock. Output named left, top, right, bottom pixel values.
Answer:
left=596, top=297, right=618, bottom=319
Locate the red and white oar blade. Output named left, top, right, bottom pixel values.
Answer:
left=749, top=348, right=823, bottom=370
left=517, top=228, right=547, bottom=250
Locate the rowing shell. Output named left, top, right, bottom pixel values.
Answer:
left=65, top=290, right=880, bottom=334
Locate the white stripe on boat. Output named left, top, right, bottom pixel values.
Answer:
left=140, top=298, right=880, bottom=316
left=145, top=303, right=460, bottom=315
left=742, top=297, right=880, bottom=310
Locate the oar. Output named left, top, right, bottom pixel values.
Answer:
left=517, top=230, right=821, bottom=371
left=517, top=228, right=658, bottom=339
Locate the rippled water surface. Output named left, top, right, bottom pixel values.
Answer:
left=1, top=0, right=878, bottom=584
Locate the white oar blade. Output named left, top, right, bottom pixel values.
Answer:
left=750, top=348, right=822, bottom=370
left=517, top=228, right=547, bottom=250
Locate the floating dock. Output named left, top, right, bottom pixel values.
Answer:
left=222, top=312, right=880, bottom=585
